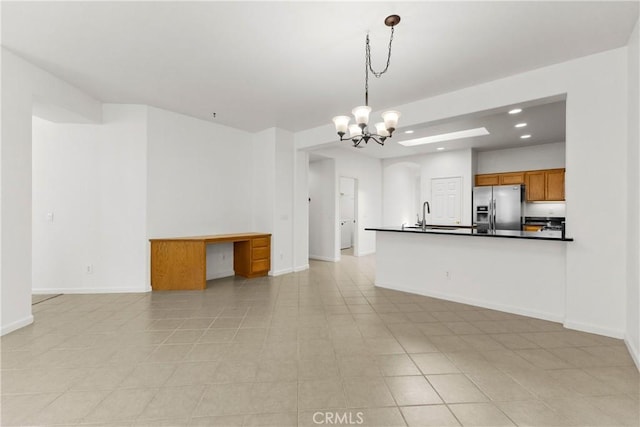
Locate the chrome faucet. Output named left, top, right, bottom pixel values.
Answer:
left=421, top=201, right=430, bottom=231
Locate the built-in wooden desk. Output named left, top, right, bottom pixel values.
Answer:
left=150, top=232, right=271, bottom=290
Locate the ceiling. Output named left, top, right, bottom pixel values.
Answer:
left=1, top=1, right=638, bottom=134
left=318, top=96, right=567, bottom=159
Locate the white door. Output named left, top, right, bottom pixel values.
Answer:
left=431, top=177, right=462, bottom=225
left=340, top=220, right=352, bottom=249
left=339, top=177, right=356, bottom=250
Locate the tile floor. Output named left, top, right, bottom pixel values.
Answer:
left=1, top=255, right=638, bottom=426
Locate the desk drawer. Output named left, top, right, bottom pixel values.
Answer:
left=252, top=246, right=270, bottom=260
left=252, top=237, right=270, bottom=248
left=251, top=259, right=270, bottom=273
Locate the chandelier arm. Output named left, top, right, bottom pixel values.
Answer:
left=347, top=131, right=389, bottom=147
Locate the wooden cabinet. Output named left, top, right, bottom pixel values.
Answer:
left=251, top=236, right=271, bottom=275
left=150, top=233, right=271, bottom=290
left=476, top=172, right=524, bottom=186
left=525, top=169, right=565, bottom=201
left=545, top=169, right=565, bottom=201
left=476, top=169, right=565, bottom=202
left=499, top=172, right=525, bottom=185
left=475, top=174, right=499, bottom=186
left=525, top=171, right=546, bottom=201
left=234, top=235, right=271, bottom=278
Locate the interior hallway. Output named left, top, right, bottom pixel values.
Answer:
left=1, top=255, right=638, bottom=426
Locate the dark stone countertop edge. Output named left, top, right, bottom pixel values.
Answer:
left=364, top=227, right=574, bottom=242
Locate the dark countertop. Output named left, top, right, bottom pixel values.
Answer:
left=365, top=226, right=573, bottom=241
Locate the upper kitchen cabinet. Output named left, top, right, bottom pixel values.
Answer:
left=475, top=174, right=499, bottom=186
left=475, top=171, right=525, bottom=186
left=525, top=170, right=546, bottom=201
left=545, top=169, right=565, bottom=201
left=476, top=172, right=525, bottom=187
left=476, top=168, right=565, bottom=201
left=525, top=168, right=565, bottom=201
left=499, top=172, right=525, bottom=185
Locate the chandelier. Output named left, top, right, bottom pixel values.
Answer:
left=332, top=15, right=401, bottom=148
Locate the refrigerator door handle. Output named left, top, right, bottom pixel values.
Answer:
left=489, top=199, right=493, bottom=230
left=492, top=199, right=497, bottom=231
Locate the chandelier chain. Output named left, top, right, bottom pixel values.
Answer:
left=364, top=26, right=395, bottom=106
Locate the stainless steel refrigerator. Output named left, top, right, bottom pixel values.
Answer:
left=473, top=185, right=524, bottom=231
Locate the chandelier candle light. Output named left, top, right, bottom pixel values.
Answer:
left=332, top=15, right=401, bottom=147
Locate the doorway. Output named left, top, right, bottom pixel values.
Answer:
left=339, top=177, right=357, bottom=256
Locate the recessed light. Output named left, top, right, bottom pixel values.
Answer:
left=520, top=134, right=531, bottom=139
left=515, top=123, right=527, bottom=128
left=436, top=147, right=445, bottom=151
left=398, top=127, right=490, bottom=146
left=404, top=130, right=414, bottom=134
left=508, top=108, right=522, bottom=115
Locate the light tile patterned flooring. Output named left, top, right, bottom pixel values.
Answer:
left=1, top=255, right=638, bottom=426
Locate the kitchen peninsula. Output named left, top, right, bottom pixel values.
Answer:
left=366, top=226, right=573, bottom=323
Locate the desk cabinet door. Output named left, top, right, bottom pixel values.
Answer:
left=250, top=236, right=270, bottom=275
left=252, top=246, right=269, bottom=260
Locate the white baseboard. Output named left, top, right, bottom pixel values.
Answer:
left=309, top=255, right=339, bottom=262
left=270, top=268, right=293, bottom=277
left=355, top=250, right=376, bottom=257
left=625, top=336, right=640, bottom=371
left=1, top=315, right=34, bottom=336
left=562, top=320, right=625, bottom=339
left=294, top=264, right=309, bottom=272
left=32, top=289, right=61, bottom=295
left=375, top=281, right=564, bottom=324
left=32, top=287, right=150, bottom=294
left=206, top=269, right=235, bottom=280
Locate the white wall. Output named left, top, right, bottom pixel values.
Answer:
left=32, top=105, right=148, bottom=293
left=293, top=151, right=309, bottom=271
left=297, top=47, right=631, bottom=339
left=562, top=49, right=628, bottom=338
left=311, top=147, right=382, bottom=257
left=146, top=106, right=253, bottom=279
left=1, top=48, right=102, bottom=335
left=523, top=203, right=566, bottom=218
left=476, top=142, right=566, bottom=173
left=382, top=162, right=421, bottom=226
left=273, top=128, right=295, bottom=275
left=626, top=19, right=640, bottom=367
left=250, top=128, right=302, bottom=276
left=251, top=128, right=276, bottom=241
left=308, top=158, right=337, bottom=261
left=384, top=149, right=473, bottom=227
